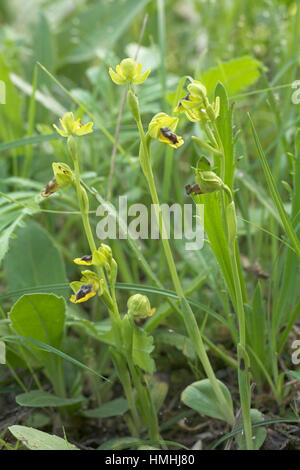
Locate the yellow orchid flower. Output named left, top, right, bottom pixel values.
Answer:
left=109, top=58, right=150, bottom=85
left=175, top=81, right=220, bottom=122
left=73, top=255, right=93, bottom=266
left=53, top=112, right=93, bottom=138
left=148, top=113, right=184, bottom=149
left=69, top=270, right=103, bottom=304
left=73, top=244, right=112, bottom=268
left=70, top=283, right=96, bottom=303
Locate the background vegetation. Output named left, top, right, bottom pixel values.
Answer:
left=0, top=0, right=299, bottom=450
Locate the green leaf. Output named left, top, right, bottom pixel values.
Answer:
left=132, top=326, right=155, bottom=374
left=0, top=340, right=5, bottom=364
left=9, top=293, right=66, bottom=370
left=0, top=55, right=23, bottom=147
left=214, top=82, right=234, bottom=189
left=202, top=56, right=262, bottom=97
left=9, top=425, right=78, bottom=450
left=30, top=12, right=56, bottom=89
left=81, top=398, right=129, bottom=418
left=287, top=370, right=300, bottom=381
left=3, top=334, right=107, bottom=381
left=0, top=133, right=60, bottom=153
left=16, top=390, right=84, bottom=408
left=154, top=329, right=196, bottom=360
left=250, top=283, right=266, bottom=358
left=236, top=409, right=267, bottom=450
left=4, top=221, right=68, bottom=298
left=181, top=378, right=233, bottom=422
left=98, top=436, right=141, bottom=451
left=249, top=114, right=300, bottom=261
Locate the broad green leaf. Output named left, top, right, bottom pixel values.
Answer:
left=9, top=293, right=66, bottom=370
left=9, top=425, right=78, bottom=450
left=0, top=340, right=5, bottom=364
left=81, top=398, right=129, bottom=418
left=16, top=390, right=84, bottom=408
left=132, top=326, right=155, bottom=374
left=236, top=409, right=267, bottom=450
left=4, top=221, right=67, bottom=298
left=181, top=378, right=233, bottom=422
left=201, top=56, right=262, bottom=97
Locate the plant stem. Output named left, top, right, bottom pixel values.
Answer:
left=135, top=117, right=234, bottom=425
left=230, top=243, right=253, bottom=449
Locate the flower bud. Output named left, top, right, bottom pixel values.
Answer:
left=195, top=169, right=224, bottom=194
left=120, top=58, right=136, bottom=80
left=187, top=81, right=207, bottom=101
left=127, top=294, right=155, bottom=319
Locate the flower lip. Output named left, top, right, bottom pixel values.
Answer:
left=178, top=92, right=191, bottom=108
left=160, top=127, right=179, bottom=145
left=73, top=255, right=93, bottom=266
left=185, top=183, right=202, bottom=196
left=41, top=177, right=59, bottom=197
left=81, top=255, right=93, bottom=263
left=75, top=283, right=93, bottom=302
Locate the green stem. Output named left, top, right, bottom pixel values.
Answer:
left=110, top=348, right=140, bottom=437
left=229, top=232, right=253, bottom=449
left=211, top=118, right=253, bottom=449
left=135, top=117, right=234, bottom=425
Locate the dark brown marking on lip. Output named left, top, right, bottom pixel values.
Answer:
left=178, top=92, right=191, bottom=107
left=81, top=255, right=93, bottom=262
left=185, top=184, right=202, bottom=196
left=160, top=127, right=179, bottom=144
left=75, top=284, right=93, bottom=301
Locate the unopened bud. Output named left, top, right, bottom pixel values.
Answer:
left=195, top=170, right=224, bottom=194
left=127, top=294, right=154, bottom=319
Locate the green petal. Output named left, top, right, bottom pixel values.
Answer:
left=109, top=68, right=127, bottom=85
left=76, top=122, right=94, bottom=136
left=133, top=68, right=150, bottom=84
left=53, top=124, right=68, bottom=137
